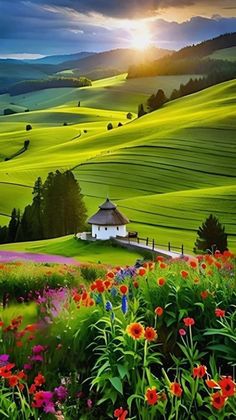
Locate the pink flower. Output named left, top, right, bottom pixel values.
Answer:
left=179, top=329, right=186, bottom=336
left=32, top=345, right=45, bottom=354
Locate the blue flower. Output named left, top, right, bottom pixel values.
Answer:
left=105, top=301, right=113, bottom=311
left=121, top=295, right=128, bottom=315
left=110, top=287, right=118, bottom=297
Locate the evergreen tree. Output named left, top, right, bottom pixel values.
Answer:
left=8, top=208, right=20, bottom=242
left=0, top=226, right=8, bottom=244
left=195, top=214, right=228, bottom=253
left=138, top=104, right=146, bottom=118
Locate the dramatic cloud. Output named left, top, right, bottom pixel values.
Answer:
left=0, top=0, right=235, bottom=56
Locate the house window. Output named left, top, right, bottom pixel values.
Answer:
left=117, top=226, right=119, bottom=231
left=105, top=227, right=107, bottom=231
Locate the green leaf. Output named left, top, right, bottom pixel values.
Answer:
left=109, top=377, right=123, bottom=394
left=127, top=394, right=144, bottom=411
left=117, top=364, right=128, bottom=380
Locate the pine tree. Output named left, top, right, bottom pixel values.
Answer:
left=195, top=214, right=228, bottom=253
left=8, top=208, right=20, bottom=242
left=138, top=104, right=146, bottom=118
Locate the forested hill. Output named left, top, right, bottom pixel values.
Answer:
left=128, top=32, right=236, bottom=78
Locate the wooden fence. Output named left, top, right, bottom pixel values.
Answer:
left=117, top=236, right=184, bottom=255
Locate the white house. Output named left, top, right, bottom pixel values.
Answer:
left=87, top=198, right=129, bottom=240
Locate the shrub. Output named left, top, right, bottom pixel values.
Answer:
left=107, top=122, right=113, bottom=130
left=26, top=124, right=32, bottom=131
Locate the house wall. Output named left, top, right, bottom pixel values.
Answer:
left=92, top=224, right=127, bottom=240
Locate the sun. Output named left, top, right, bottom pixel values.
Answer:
left=130, top=23, right=152, bottom=50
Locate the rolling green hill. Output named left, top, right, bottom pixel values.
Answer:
left=0, top=73, right=199, bottom=113
left=0, top=79, right=235, bottom=252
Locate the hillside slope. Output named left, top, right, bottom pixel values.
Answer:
left=0, top=80, right=235, bottom=251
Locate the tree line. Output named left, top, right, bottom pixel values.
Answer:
left=9, top=77, right=92, bottom=96
left=138, top=66, right=236, bottom=116
left=0, top=170, right=87, bottom=244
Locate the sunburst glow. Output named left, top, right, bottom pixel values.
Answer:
left=130, top=23, right=152, bottom=50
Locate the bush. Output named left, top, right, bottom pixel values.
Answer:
left=107, top=122, right=113, bottom=130
left=26, top=124, right=32, bottom=131
left=127, top=112, right=133, bottom=119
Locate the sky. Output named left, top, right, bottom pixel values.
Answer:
left=0, top=0, right=236, bottom=58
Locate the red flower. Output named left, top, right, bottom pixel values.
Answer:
left=170, top=382, right=183, bottom=397
left=8, top=375, right=19, bottom=387
left=107, top=271, right=115, bottom=279
left=144, top=327, right=157, bottom=342
left=205, top=379, right=219, bottom=389
left=138, top=267, right=146, bottom=276
left=160, top=262, right=167, bottom=269
left=190, top=260, right=198, bottom=268
left=211, top=392, right=226, bottom=410
left=179, top=328, right=186, bottom=336
left=181, top=270, right=189, bottom=278
left=133, top=281, right=139, bottom=288
left=155, top=307, right=163, bottom=316
left=156, top=256, right=164, bottom=262
left=200, top=290, right=209, bottom=299
left=0, top=321, right=4, bottom=327
left=201, top=263, right=206, bottom=269
left=193, top=365, right=207, bottom=379
left=120, top=285, right=128, bottom=295
left=145, top=387, right=158, bottom=405
left=114, top=407, right=128, bottom=419
left=215, top=308, right=225, bottom=318
left=218, top=376, right=235, bottom=397
left=34, top=373, right=46, bottom=387
left=183, top=317, right=195, bottom=327
left=157, top=277, right=166, bottom=286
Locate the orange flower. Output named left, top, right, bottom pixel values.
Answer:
left=138, top=267, right=146, bottom=276
left=157, top=277, right=166, bottom=286
left=211, top=392, right=226, bottom=410
left=194, top=277, right=200, bottom=284
left=205, top=379, right=219, bottom=389
left=133, top=281, right=139, bottom=288
left=215, top=308, right=225, bottom=318
left=200, top=290, right=209, bottom=299
left=193, top=365, right=207, bottom=379
left=215, top=261, right=222, bottom=269
left=183, top=317, right=195, bottom=327
left=34, top=373, right=45, bottom=387
left=156, top=256, right=164, bottom=262
left=126, top=323, right=144, bottom=340
left=170, top=382, right=183, bottom=397
left=160, top=262, right=167, bottom=269
left=120, top=285, right=128, bottom=295
left=155, top=307, right=163, bottom=316
left=144, top=327, right=157, bottom=342
left=181, top=270, right=189, bottom=278
left=218, top=377, right=235, bottom=397
left=145, top=387, right=158, bottom=405
left=190, top=260, right=198, bottom=269
left=107, top=271, right=115, bottom=279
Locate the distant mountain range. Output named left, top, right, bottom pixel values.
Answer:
left=25, top=51, right=95, bottom=65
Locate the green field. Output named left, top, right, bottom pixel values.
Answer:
left=0, top=75, right=235, bottom=253
left=208, top=46, right=236, bottom=62
left=0, top=236, right=144, bottom=265
left=0, top=73, right=201, bottom=113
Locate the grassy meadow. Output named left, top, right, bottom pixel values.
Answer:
left=0, top=75, right=235, bottom=253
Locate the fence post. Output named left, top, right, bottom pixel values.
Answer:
left=181, top=244, right=184, bottom=255
left=137, top=237, right=140, bottom=244
left=168, top=242, right=171, bottom=251
left=146, top=237, right=149, bottom=246
left=152, top=239, right=155, bottom=250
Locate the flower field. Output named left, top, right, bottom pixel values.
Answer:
left=0, top=251, right=235, bottom=419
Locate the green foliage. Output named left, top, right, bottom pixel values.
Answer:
left=9, top=77, right=92, bottom=96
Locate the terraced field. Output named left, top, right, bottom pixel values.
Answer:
left=0, top=77, right=235, bottom=252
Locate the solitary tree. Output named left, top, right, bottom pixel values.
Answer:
left=195, top=214, right=228, bottom=253
left=107, top=123, right=113, bottom=130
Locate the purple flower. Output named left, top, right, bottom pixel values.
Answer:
left=54, top=385, right=68, bottom=402
left=32, top=345, right=45, bottom=354
left=121, top=295, right=128, bottom=315
left=0, top=354, right=10, bottom=367
left=87, top=399, right=93, bottom=409
left=44, top=402, right=55, bottom=414
left=31, top=355, right=44, bottom=362
left=23, top=363, right=32, bottom=370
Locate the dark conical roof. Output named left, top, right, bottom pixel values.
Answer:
left=88, top=198, right=129, bottom=226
